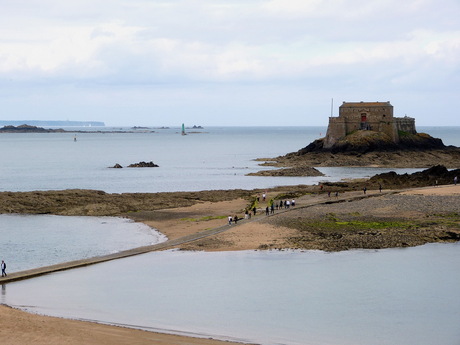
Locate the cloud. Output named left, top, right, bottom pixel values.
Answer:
left=0, top=0, right=459, bottom=125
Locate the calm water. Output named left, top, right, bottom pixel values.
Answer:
left=0, top=214, right=166, bottom=272
left=1, top=126, right=457, bottom=193
left=3, top=244, right=460, bottom=345
left=1, top=126, right=459, bottom=344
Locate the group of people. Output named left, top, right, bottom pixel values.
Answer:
left=228, top=197, right=298, bottom=226
left=327, top=191, right=340, bottom=198
left=228, top=215, right=239, bottom=225
left=265, top=199, right=296, bottom=215
left=277, top=199, right=295, bottom=209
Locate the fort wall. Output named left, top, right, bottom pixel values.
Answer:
left=395, top=117, right=416, bottom=134
left=324, top=117, right=346, bottom=148
left=324, top=101, right=416, bottom=149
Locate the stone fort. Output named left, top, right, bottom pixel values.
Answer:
left=324, top=101, right=416, bottom=148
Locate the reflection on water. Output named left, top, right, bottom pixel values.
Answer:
left=3, top=243, right=460, bottom=345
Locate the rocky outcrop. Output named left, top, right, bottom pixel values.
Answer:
left=260, top=130, right=460, bottom=169
left=127, top=161, right=159, bottom=168
left=247, top=166, right=324, bottom=177
left=296, top=130, right=445, bottom=155
left=0, top=125, right=66, bottom=133
left=369, top=165, right=460, bottom=188
left=109, top=162, right=159, bottom=168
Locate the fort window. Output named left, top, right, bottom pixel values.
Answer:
left=361, top=114, right=367, bottom=122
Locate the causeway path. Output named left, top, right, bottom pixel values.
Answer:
left=0, top=189, right=399, bottom=284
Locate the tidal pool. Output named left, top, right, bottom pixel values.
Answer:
left=0, top=214, right=166, bottom=272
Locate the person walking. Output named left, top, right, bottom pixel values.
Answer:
left=454, top=176, right=458, bottom=185
left=1, top=260, right=6, bottom=277
left=228, top=215, right=233, bottom=225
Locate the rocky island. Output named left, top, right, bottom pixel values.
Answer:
left=0, top=124, right=67, bottom=133
left=110, top=161, right=159, bottom=168
left=256, top=101, right=460, bottom=173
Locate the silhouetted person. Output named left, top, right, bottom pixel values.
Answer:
left=1, top=260, right=6, bottom=277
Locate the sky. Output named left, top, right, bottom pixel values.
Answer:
left=0, top=0, right=459, bottom=127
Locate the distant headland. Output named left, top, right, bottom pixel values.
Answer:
left=0, top=124, right=154, bottom=134
left=0, top=120, right=105, bottom=127
left=0, top=125, right=66, bottom=133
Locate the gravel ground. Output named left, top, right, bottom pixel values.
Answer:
left=263, top=193, right=460, bottom=251
left=300, top=194, right=460, bottom=217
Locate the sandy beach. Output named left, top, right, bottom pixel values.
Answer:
left=1, top=184, right=459, bottom=344
left=0, top=305, right=248, bottom=345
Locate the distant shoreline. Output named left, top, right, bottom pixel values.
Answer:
left=0, top=124, right=209, bottom=134
left=0, top=120, right=105, bottom=127
left=0, top=124, right=157, bottom=134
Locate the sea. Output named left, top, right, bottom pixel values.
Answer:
left=3, top=125, right=457, bottom=193
left=1, top=126, right=460, bottom=345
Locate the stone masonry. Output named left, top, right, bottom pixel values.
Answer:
left=324, top=101, right=416, bottom=148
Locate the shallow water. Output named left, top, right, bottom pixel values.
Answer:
left=3, top=244, right=460, bottom=345
left=0, top=214, right=166, bottom=272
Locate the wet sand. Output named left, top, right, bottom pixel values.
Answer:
left=0, top=305, right=248, bottom=345
left=1, top=184, right=459, bottom=344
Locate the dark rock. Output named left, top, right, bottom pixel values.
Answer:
left=111, top=163, right=123, bottom=169
left=293, top=131, right=446, bottom=156
left=0, top=124, right=66, bottom=133
left=369, top=165, right=460, bottom=187
left=127, top=161, right=159, bottom=168
left=247, top=166, right=324, bottom=177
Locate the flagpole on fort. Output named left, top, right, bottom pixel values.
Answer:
left=331, top=98, right=334, bottom=117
